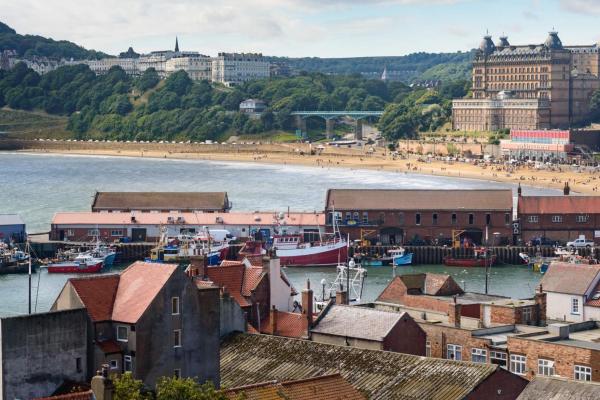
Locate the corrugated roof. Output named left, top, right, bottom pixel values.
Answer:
left=518, top=196, right=600, bottom=214
left=326, top=189, right=513, bottom=211
left=69, top=275, right=120, bottom=322
left=0, top=214, right=25, bottom=226
left=221, top=333, right=500, bottom=400
left=225, top=374, right=366, bottom=400
left=541, top=262, right=600, bottom=295
left=111, top=262, right=177, bottom=323
left=52, top=211, right=324, bottom=227
left=92, top=191, right=229, bottom=211
left=311, top=305, right=402, bottom=341
left=517, top=377, right=600, bottom=400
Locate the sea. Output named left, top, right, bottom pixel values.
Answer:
left=0, top=152, right=559, bottom=317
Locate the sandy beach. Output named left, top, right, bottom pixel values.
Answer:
left=6, top=139, right=600, bottom=195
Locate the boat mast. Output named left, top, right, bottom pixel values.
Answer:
left=27, top=238, right=32, bottom=315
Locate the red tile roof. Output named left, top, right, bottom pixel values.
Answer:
left=112, top=262, right=178, bottom=324
left=69, top=275, right=119, bottom=322
left=242, top=267, right=265, bottom=296
left=33, top=391, right=94, bottom=400
left=261, top=311, right=307, bottom=338
left=96, top=339, right=122, bottom=354
left=518, top=196, right=600, bottom=214
left=207, top=263, right=249, bottom=307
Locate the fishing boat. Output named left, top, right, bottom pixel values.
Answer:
left=47, top=253, right=104, bottom=273
left=315, top=258, right=367, bottom=310
left=390, top=248, right=413, bottom=266
left=443, top=248, right=496, bottom=268
left=0, top=244, right=34, bottom=274
left=147, top=228, right=231, bottom=265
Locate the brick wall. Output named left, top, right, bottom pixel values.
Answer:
left=383, top=314, right=426, bottom=356
left=489, top=305, right=538, bottom=325
left=419, top=323, right=492, bottom=362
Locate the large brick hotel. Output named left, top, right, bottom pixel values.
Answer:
left=453, top=32, right=600, bottom=131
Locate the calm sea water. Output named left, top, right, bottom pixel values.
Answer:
left=0, top=152, right=556, bottom=316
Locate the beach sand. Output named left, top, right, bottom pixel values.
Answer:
left=10, top=140, right=600, bottom=195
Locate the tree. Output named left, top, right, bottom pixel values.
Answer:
left=155, top=377, right=228, bottom=400
left=378, top=103, right=419, bottom=140
left=113, top=372, right=148, bottom=400
left=164, top=71, right=193, bottom=96
left=136, top=68, right=160, bottom=92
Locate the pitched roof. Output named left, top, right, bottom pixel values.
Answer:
left=92, top=191, right=229, bottom=211
left=206, top=263, right=249, bottom=307
left=111, top=262, right=178, bottom=323
left=221, top=333, right=504, bottom=400
left=69, top=275, right=120, bottom=322
left=541, top=262, right=600, bottom=295
left=517, top=377, right=600, bottom=400
left=33, top=391, right=94, bottom=400
left=518, top=196, right=600, bottom=214
left=261, top=311, right=306, bottom=338
left=224, top=374, right=366, bottom=400
left=587, top=280, right=600, bottom=307
left=376, top=273, right=463, bottom=304
left=311, top=305, right=403, bottom=341
left=326, top=189, right=513, bottom=211
left=242, top=267, right=265, bottom=297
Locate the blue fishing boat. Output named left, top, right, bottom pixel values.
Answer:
left=390, top=248, right=413, bottom=266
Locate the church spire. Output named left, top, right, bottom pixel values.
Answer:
left=174, top=36, right=179, bottom=53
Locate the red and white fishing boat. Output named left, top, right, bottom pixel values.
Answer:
left=47, top=253, right=104, bottom=274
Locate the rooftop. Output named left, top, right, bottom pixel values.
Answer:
left=326, top=189, right=513, bottom=211
left=376, top=273, right=464, bottom=304
left=541, top=262, right=600, bottom=295
left=92, top=191, right=229, bottom=211
left=311, top=305, right=404, bottom=341
left=260, top=310, right=307, bottom=338
left=220, top=333, right=505, bottom=400
left=518, top=195, right=600, bottom=214
left=517, top=377, right=600, bottom=399
left=0, top=214, right=25, bottom=226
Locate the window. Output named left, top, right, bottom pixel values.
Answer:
left=66, top=229, right=74, bottom=237
left=353, top=212, right=359, bottom=222
left=576, top=215, right=589, bottom=223
left=76, top=357, right=82, bottom=373
left=528, top=215, right=539, bottom=223
left=574, top=365, right=592, bottom=381
left=510, top=354, right=527, bottom=375
left=117, top=325, right=128, bottom=342
left=174, top=369, right=181, bottom=379
left=110, top=359, right=119, bottom=370
left=111, top=229, right=123, bottom=237
left=572, top=298, right=580, bottom=315
left=451, top=213, right=457, bottom=225
left=491, top=351, right=507, bottom=367
left=446, top=344, right=462, bottom=361
left=124, top=355, right=132, bottom=372
left=468, top=213, right=474, bottom=225
left=172, top=297, right=180, bottom=315
left=88, top=229, right=99, bottom=236
left=522, top=307, right=532, bottom=323
left=432, top=213, right=438, bottom=225
left=425, top=341, right=431, bottom=357
left=538, top=359, right=555, bottom=376
left=362, top=212, right=368, bottom=224
left=345, top=212, right=351, bottom=222
left=174, top=329, right=182, bottom=347
left=485, top=213, right=491, bottom=225
left=471, top=348, right=487, bottom=363
left=505, top=213, right=510, bottom=225
left=551, top=215, right=563, bottom=223
left=398, top=212, right=404, bottom=225
left=415, top=213, right=421, bottom=226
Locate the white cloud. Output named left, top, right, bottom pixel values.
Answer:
left=560, top=0, right=600, bottom=14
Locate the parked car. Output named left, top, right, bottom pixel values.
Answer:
left=530, top=236, right=560, bottom=246
left=567, top=238, right=595, bottom=248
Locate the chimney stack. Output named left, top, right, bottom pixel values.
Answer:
left=564, top=182, right=570, bottom=195
left=270, top=305, right=278, bottom=335
left=336, top=289, right=348, bottom=305
left=448, top=296, right=462, bottom=328
left=301, top=279, right=313, bottom=333
left=535, top=284, right=547, bottom=326
left=91, top=365, right=114, bottom=400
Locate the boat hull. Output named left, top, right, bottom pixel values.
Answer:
left=393, top=253, right=413, bottom=266
left=277, top=242, right=348, bottom=267
left=47, top=261, right=103, bottom=274
left=443, top=255, right=497, bottom=268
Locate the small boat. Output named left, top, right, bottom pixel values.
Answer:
left=361, top=258, right=384, bottom=267
left=443, top=248, right=496, bottom=268
left=0, top=244, right=36, bottom=274
left=47, top=253, right=104, bottom=274
left=390, top=248, right=413, bottom=266
left=147, top=229, right=231, bottom=265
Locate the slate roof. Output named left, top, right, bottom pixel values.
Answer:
left=517, top=377, right=600, bottom=400
left=311, top=305, right=403, bottom=341
left=326, top=189, right=513, bottom=211
left=541, top=262, right=600, bottom=295
left=92, top=191, right=229, bottom=211
left=518, top=196, right=600, bottom=214
left=221, top=333, right=503, bottom=400
left=224, top=374, right=366, bottom=400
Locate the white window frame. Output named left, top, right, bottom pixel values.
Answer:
left=111, top=229, right=123, bottom=237
left=66, top=229, right=74, bottom=237
left=172, top=297, right=180, bottom=315
left=446, top=344, right=462, bottom=361
left=88, top=228, right=100, bottom=236
left=574, top=365, right=592, bottom=381
left=510, top=354, right=527, bottom=375
left=124, top=355, right=132, bottom=372
left=173, top=329, right=182, bottom=348
left=576, top=215, right=589, bottom=223
left=109, top=359, right=119, bottom=370
left=551, top=215, right=563, bottom=223
left=116, top=325, right=128, bottom=342
left=538, top=359, right=555, bottom=376
left=572, top=297, right=580, bottom=315
left=528, top=215, right=539, bottom=223
left=471, top=348, right=487, bottom=363
left=425, top=341, right=431, bottom=358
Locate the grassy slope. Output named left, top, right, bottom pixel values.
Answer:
left=0, top=108, right=72, bottom=139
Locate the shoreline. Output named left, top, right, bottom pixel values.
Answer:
left=4, top=141, right=600, bottom=195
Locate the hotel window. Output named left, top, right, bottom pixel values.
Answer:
left=116, top=325, right=128, bottom=342
left=538, top=359, right=555, bottom=376
left=415, top=213, right=421, bottom=226
left=174, top=329, right=182, bottom=347
left=446, top=344, right=462, bottom=361
left=490, top=351, right=507, bottom=367
left=124, top=355, right=132, bottom=372
left=485, top=213, right=491, bottom=225
left=471, top=348, right=487, bottom=363
left=528, top=215, right=539, bottom=223
left=111, top=229, right=123, bottom=236
left=451, top=213, right=457, bottom=225
left=88, top=229, right=99, bottom=236
left=574, top=365, right=592, bottom=381
left=109, top=359, right=118, bottom=370
left=425, top=341, right=431, bottom=357
left=172, top=297, right=180, bottom=315
left=551, top=215, right=563, bottom=223
left=362, top=212, right=369, bottom=224
left=468, top=213, right=474, bottom=225
left=432, top=213, right=438, bottom=226
left=510, top=354, right=527, bottom=375
left=571, top=298, right=580, bottom=314
left=576, top=215, right=589, bottom=223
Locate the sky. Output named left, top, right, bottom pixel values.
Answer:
left=3, top=0, right=600, bottom=58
